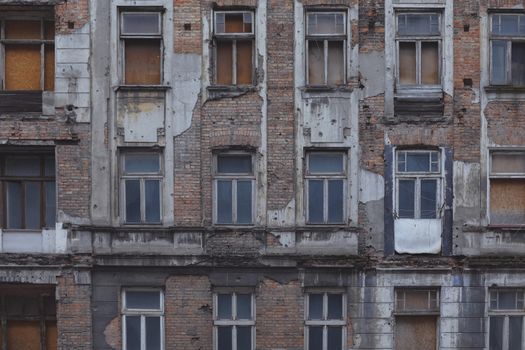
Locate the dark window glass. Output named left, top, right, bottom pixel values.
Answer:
left=145, top=316, right=161, bottom=350
left=145, top=180, right=160, bottom=222
left=125, top=316, right=141, bottom=350
left=237, top=326, right=252, bottom=350
left=217, top=155, right=252, bottom=174
left=398, top=180, right=415, bottom=218
left=309, top=154, right=344, bottom=174
left=125, top=180, right=141, bottom=223
left=308, top=180, right=324, bottom=223
left=237, top=181, right=252, bottom=224
left=398, top=14, right=440, bottom=36
left=327, top=327, right=343, bottom=350
left=420, top=179, right=437, bottom=219
left=406, top=153, right=431, bottom=172
left=490, top=316, right=504, bottom=350
left=327, top=294, right=343, bottom=320
left=492, top=41, right=507, bottom=85
left=509, top=316, right=523, bottom=350
left=217, top=180, right=233, bottom=224
left=328, top=180, right=344, bottom=223
left=25, top=182, right=41, bottom=229
left=308, top=326, right=323, bottom=350
left=512, top=42, right=525, bottom=86
left=45, top=181, right=56, bottom=227
left=122, top=13, right=160, bottom=35
left=309, top=294, right=323, bottom=320
left=126, top=291, right=160, bottom=310
left=218, top=294, right=232, bottom=320
left=217, top=326, right=232, bottom=350
left=6, top=182, right=22, bottom=229
left=125, top=154, right=160, bottom=174
left=5, top=156, right=40, bottom=176
left=237, top=294, right=252, bottom=319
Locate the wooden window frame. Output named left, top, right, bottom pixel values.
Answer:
left=122, top=288, right=164, bottom=350
left=395, top=12, right=442, bottom=89
left=0, top=14, right=55, bottom=92
left=120, top=152, right=163, bottom=225
left=304, top=292, right=347, bottom=350
left=212, top=11, right=255, bottom=86
left=305, top=11, right=347, bottom=86
left=213, top=291, right=255, bottom=350
left=488, top=289, right=525, bottom=350
left=394, top=288, right=440, bottom=315
left=489, top=13, right=525, bottom=86
left=395, top=149, right=443, bottom=219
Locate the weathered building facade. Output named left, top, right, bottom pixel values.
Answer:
left=1, top=0, right=525, bottom=349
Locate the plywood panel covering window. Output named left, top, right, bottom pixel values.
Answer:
left=213, top=11, right=254, bottom=86
left=121, top=12, right=162, bottom=85
left=0, top=17, right=55, bottom=91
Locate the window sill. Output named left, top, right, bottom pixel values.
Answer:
left=488, top=224, right=525, bottom=231
left=485, top=85, right=525, bottom=93
left=302, top=85, right=353, bottom=93
left=114, top=85, right=171, bottom=92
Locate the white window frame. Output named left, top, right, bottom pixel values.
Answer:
left=305, top=151, right=347, bottom=225
left=120, top=152, right=163, bottom=224
left=213, top=152, right=255, bottom=225
left=489, top=13, right=525, bottom=86
left=304, top=292, right=347, bottom=350
left=395, top=149, right=443, bottom=219
left=488, top=289, right=525, bottom=350
left=119, top=10, right=163, bottom=85
left=122, top=288, right=165, bottom=350
left=213, top=291, right=256, bottom=350
left=395, top=12, right=443, bottom=88
left=394, top=288, right=440, bottom=314
left=213, top=11, right=255, bottom=86
left=305, top=11, right=347, bottom=86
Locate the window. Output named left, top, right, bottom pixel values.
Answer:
left=121, top=152, right=162, bottom=224
left=214, top=153, right=254, bottom=225
left=489, top=290, right=525, bottom=350
left=305, top=152, right=346, bottom=224
left=490, top=14, right=525, bottom=86
left=213, top=11, right=254, bottom=86
left=489, top=151, right=525, bottom=225
left=394, top=289, right=439, bottom=350
left=214, top=292, right=255, bottom=350
left=306, top=11, right=346, bottom=86
left=305, top=292, right=345, bottom=350
left=396, top=13, right=441, bottom=86
left=0, top=154, right=55, bottom=229
left=120, top=11, right=162, bottom=85
left=122, top=289, right=164, bottom=350
left=0, top=16, right=55, bottom=91
left=395, top=150, right=442, bottom=219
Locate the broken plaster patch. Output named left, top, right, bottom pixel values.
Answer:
left=267, top=199, right=295, bottom=227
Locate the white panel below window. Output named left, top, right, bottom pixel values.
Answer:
left=394, top=218, right=441, bottom=254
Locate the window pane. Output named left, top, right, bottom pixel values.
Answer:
left=512, top=42, right=525, bottom=86
left=122, top=13, right=160, bottom=35
left=498, top=291, right=519, bottom=310
left=217, top=181, right=233, bottom=224
left=25, top=182, right=41, bottom=229
left=216, top=41, right=233, bottom=85
left=126, top=291, right=161, bottom=310
left=397, top=290, right=438, bottom=312
left=237, top=326, right=252, bottom=350
left=5, top=45, right=41, bottom=90
left=125, top=180, right=141, bottom=223
left=237, top=294, right=252, bottom=319
left=309, top=153, right=344, bottom=174
left=420, top=179, right=437, bottom=219
left=397, top=152, right=406, bottom=172
left=5, top=157, right=40, bottom=177
left=406, top=152, right=431, bottom=172
left=398, top=180, right=415, bottom=219
left=490, top=179, right=525, bottom=225
left=217, top=13, right=252, bottom=34
left=45, top=181, right=56, bottom=227
left=44, top=21, right=55, bottom=40
left=125, top=316, right=141, bottom=350
left=307, top=13, right=345, bottom=35
left=125, top=154, right=160, bottom=174
left=328, top=41, right=344, bottom=85
left=399, top=42, right=416, bottom=85
left=217, top=155, right=252, bottom=174
left=490, top=316, right=504, bottom=350
left=308, top=326, right=323, bottom=350
left=124, top=39, right=161, bottom=85
left=492, top=41, right=507, bottom=85
left=145, top=180, right=160, bottom=223
left=6, top=182, right=22, bottom=229
left=308, top=180, right=324, bottom=224
left=237, top=181, right=253, bottom=224
left=217, top=326, right=232, bottom=350
left=224, top=13, right=244, bottom=33
left=308, top=40, right=325, bottom=85
left=309, top=294, right=323, bottom=320
left=421, top=42, right=439, bottom=85
left=45, top=157, right=55, bottom=177
left=327, top=327, right=343, bottom=350
left=327, top=294, right=343, bottom=319
left=509, top=316, right=523, bottom=350
left=145, top=317, right=161, bottom=350
left=328, top=180, right=344, bottom=223
left=218, top=294, right=232, bottom=319
left=493, top=14, right=525, bottom=36
left=492, top=153, right=525, bottom=174
left=398, top=14, right=440, bottom=36
left=237, top=40, right=253, bottom=85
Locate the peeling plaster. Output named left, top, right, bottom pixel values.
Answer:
left=359, top=51, right=386, bottom=98
left=267, top=199, right=295, bottom=228
left=359, top=169, right=384, bottom=203
left=172, top=53, right=201, bottom=136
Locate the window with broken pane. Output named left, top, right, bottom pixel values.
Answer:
left=489, top=151, right=525, bottom=225
left=306, top=11, right=346, bottom=86
left=396, top=13, right=441, bottom=86
left=490, top=14, right=525, bottom=86
left=0, top=154, right=56, bottom=230
left=305, top=152, right=346, bottom=224
left=213, top=11, right=254, bottom=86
left=489, top=290, right=525, bottom=350
left=120, top=11, right=162, bottom=85
left=214, top=292, right=254, bottom=350
left=214, top=153, right=254, bottom=225
left=121, top=152, right=162, bottom=224
left=305, top=293, right=345, bottom=350
left=396, top=150, right=441, bottom=219
left=122, top=289, right=163, bottom=350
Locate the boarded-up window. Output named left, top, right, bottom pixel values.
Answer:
left=491, top=14, right=525, bottom=86
left=214, top=12, right=254, bottom=86
left=1, top=18, right=55, bottom=91
left=306, top=12, right=347, bottom=85
left=121, top=12, right=162, bottom=85
left=490, top=152, right=525, bottom=225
